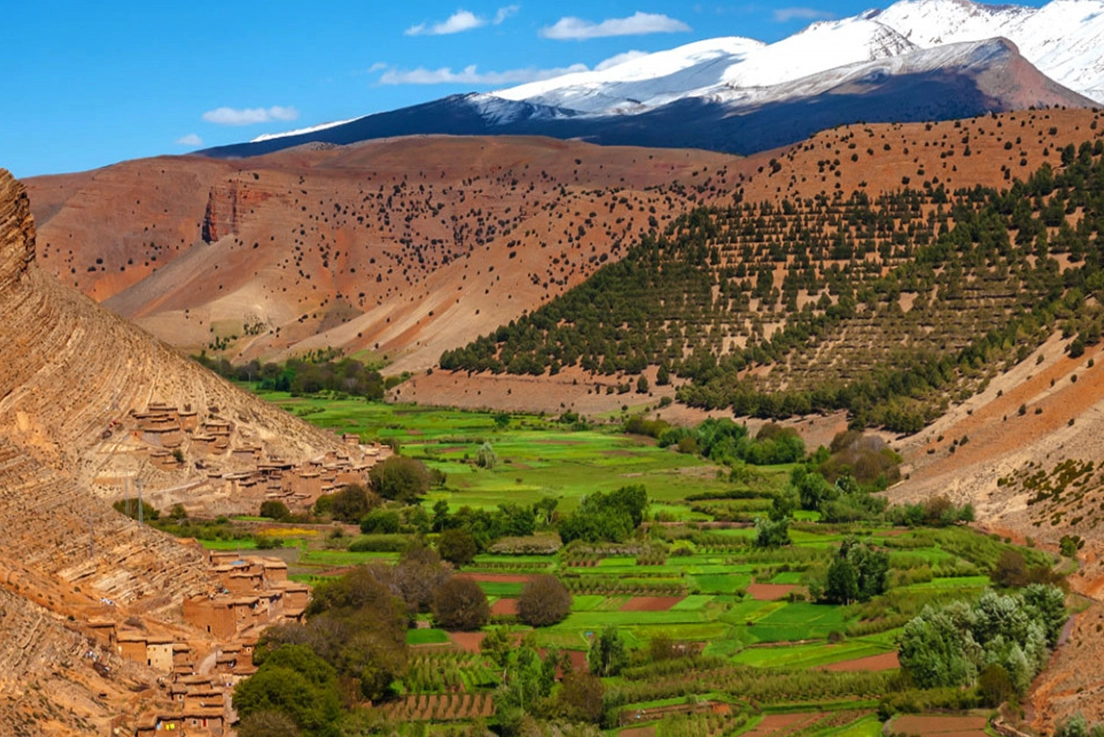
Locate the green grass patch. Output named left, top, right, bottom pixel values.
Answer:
left=406, top=628, right=450, bottom=645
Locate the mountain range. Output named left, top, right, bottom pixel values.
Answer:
left=203, top=0, right=1104, bottom=159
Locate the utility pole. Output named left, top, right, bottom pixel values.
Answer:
left=87, top=509, right=95, bottom=558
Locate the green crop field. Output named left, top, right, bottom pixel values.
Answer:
left=406, top=628, right=451, bottom=646
left=222, top=396, right=1063, bottom=737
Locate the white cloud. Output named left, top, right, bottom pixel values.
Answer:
left=494, top=4, right=520, bottom=24
left=378, top=63, right=589, bottom=86
left=202, top=106, right=300, bottom=126
left=176, top=133, right=203, bottom=146
left=406, top=9, right=485, bottom=36
left=539, top=11, right=690, bottom=40
left=375, top=50, right=650, bottom=86
left=594, top=50, right=648, bottom=71
left=772, top=7, right=835, bottom=22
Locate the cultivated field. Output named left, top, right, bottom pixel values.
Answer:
left=198, top=398, right=1063, bottom=736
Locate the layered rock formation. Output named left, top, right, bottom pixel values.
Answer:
left=0, top=170, right=364, bottom=733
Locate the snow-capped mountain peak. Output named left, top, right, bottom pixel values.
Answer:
left=488, top=0, right=1104, bottom=114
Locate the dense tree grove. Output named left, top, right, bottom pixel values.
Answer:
left=811, top=538, right=889, bottom=604
left=194, top=354, right=388, bottom=399
left=657, top=418, right=805, bottom=466
left=441, top=146, right=1104, bottom=431
left=558, top=485, right=648, bottom=543
left=898, top=585, right=1067, bottom=693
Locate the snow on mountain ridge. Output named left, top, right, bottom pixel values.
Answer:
left=254, top=0, right=1102, bottom=144
left=490, top=0, right=1104, bottom=115
left=874, top=0, right=1104, bottom=100
left=494, top=18, right=920, bottom=115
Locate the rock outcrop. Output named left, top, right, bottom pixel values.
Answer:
left=0, top=169, right=367, bottom=734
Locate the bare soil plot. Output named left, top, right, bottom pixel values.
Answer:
left=891, top=714, right=988, bottom=736
left=743, top=712, right=825, bottom=736
left=619, top=596, right=685, bottom=612
left=746, top=583, right=796, bottom=601
left=490, top=598, right=519, bottom=615
left=620, top=728, right=655, bottom=737
left=458, top=573, right=532, bottom=584
left=820, top=651, right=900, bottom=671
left=449, top=631, right=486, bottom=652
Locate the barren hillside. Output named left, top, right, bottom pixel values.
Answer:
left=0, top=170, right=374, bottom=733
left=26, top=137, right=740, bottom=372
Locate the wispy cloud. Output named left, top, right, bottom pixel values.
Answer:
left=594, top=50, right=649, bottom=71
left=494, top=5, right=520, bottom=24
left=539, top=12, right=690, bottom=40
left=406, top=6, right=519, bottom=36
left=772, top=6, right=835, bottom=22
left=406, top=10, right=483, bottom=36
left=176, top=133, right=203, bottom=146
left=378, top=63, right=589, bottom=86
left=375, top=50, right=648, bottom=86
left=202, top=106, right=299, bottom=126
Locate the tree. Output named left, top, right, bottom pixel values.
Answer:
left=518, top=575, right=571, bottom=627
left=360, top=508, right=400, bottom=534
left=978, top=663, right=1014, bottom=708
left=793, top=468, right=836, bottom=511
left=825, top=558, right=859, bottom=604
left=233, top=645, right=342, bottom=736
left=237, top=710, right=302, bottom=737
left=822, top=539, right=888, bottom=604
left=389, top=545, right=451, bottom=614
left=437, top=528, right=478, bottom=567
left=369, top=456, right=431, bottom=503
left=588, top=626, right=629, bottom=676
left=476, top=442, right=499, bottom=469
left=635, top=375, right=649, bottom=394
left=260, top=500, right=291, bottom=521
left=753, top=515, right=790, bottom=548
left=558, top=671, right=605, bottom=722
left=328, top=483, right=379, bottom=523
left=1060, top=534, right=1083, bottom=559
left=558, top=486, right=649, bottom=544
left=493, top=641, right=556, bottom=736
left=656, top=364, right=670, bottom=386
left=432, top=576, right=490, bottom=631
left=992, top=549, right=1028, bottom=588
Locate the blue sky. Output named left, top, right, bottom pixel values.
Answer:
left=3, top=0, right=1047, bottom=178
